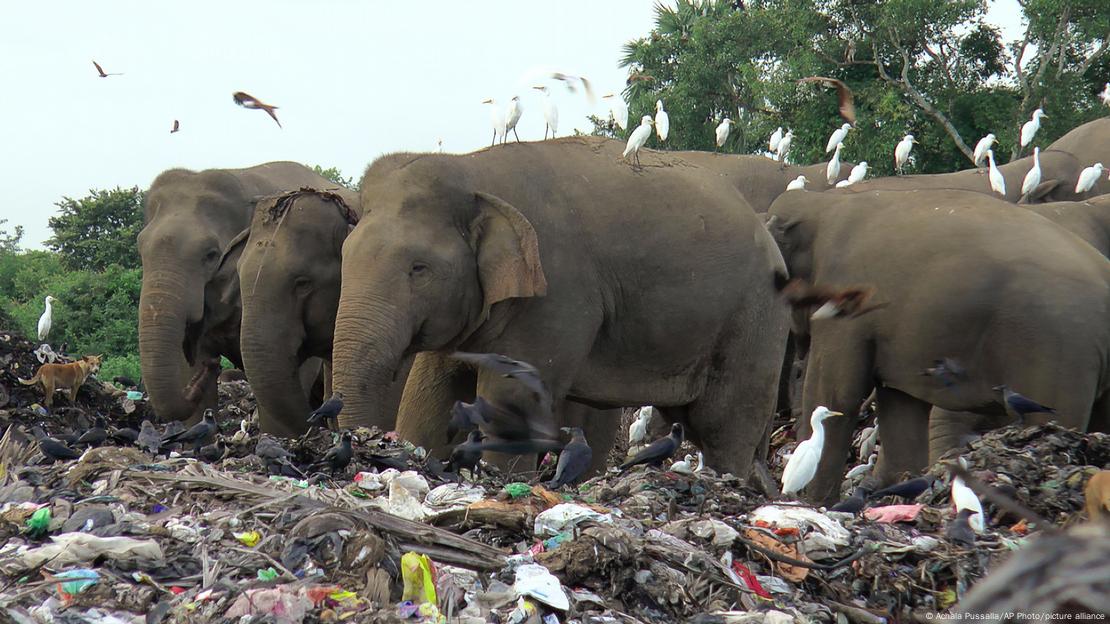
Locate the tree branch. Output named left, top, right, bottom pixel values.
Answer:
left=870, top=32, right=975, bottom=162
left=1013, top=6, right=1069, bottom=159
left=1076, top=30, right=1110, bottom=76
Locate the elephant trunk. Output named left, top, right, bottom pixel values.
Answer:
left=138, top=269, right=200, bottom=422
left=240, top=306, right=312, bottom=437
left=332, top=290, right=411, bottom=430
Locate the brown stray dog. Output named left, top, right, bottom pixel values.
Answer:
left=1086, top=470, right=1110, bottom=523
left=19, top=355, right=103, bottom=407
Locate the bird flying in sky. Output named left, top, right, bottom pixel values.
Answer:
left=92, top=61, right=122, bottom=78
left=232, top=91, right=282, bottom=128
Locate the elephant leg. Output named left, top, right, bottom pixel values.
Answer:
left=396, top=352, right=475, bottom=457
left=1090, top=391, right=1110, bottom=434
left=873, top=387, right=931, bottom=487
left=323, top=360, right=332, bottom=400
left=802, top=332, right=874, bottom=505
left=684, top=306, right=788, bottom=480
left=927, top=408, right=1009, bottom=464
left=558, top=401, right=619, bottom=477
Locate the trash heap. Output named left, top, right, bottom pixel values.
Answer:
left=1, top=331, right=1107, bottom=623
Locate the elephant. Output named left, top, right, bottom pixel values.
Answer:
left=1046, top=118, right=1110, bottom=197
left=766, top=188, right=1110, bottom=503
left=224, top=187, right=361, bottom=436
left=839, top=149, right=1088, bottom=204
left=1024, top=194, right=1110, bottom=257
left=331, top=136, right=791, bottom=478
left=138, top=162, right=338, bottom=423
left=675, top=151, right=853, bottom=212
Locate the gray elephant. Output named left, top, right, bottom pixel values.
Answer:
left=138, top=162, right=337, bottom=423
left=223, top=188, right=359, bottom=435
left=840, top=149, right=1089, bottom=203
left=674, top=150, right=852, bottom=212
left=1025, top=194, right=1110, bottom=257
left=331, top=136, right=790, bottom=478
left=1046, top=118, right=1110, bottom=197
left=767, top=188, right=1110, bottom=503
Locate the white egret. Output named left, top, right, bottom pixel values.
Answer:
left=1021, top=147, right=1042, bottom=198
left=1101, top=83, right=1110, bottom=107
left=846, top=161, right=868, bottom=185
left=532, top=86, right=559, bottom=139
left=37, top=295, right=55, bottom=342
left=503, top=95, right=523, bottom=143
left=972, top=133, right=996, bottom=167
left=951, top=457, right=985, bottom=533
left=835, top=180, right=852, bottom=188
left=781, top=406, right=844, bottom=495
left=624, top=115, right=654, bottom=167
left=826, top=123, right=851, bottom=153
left=769, top=126, right=784, bottom=154
left=715, top=118, right=733, bottom=150
left=670, top=454, right=695, bottom=475
left=827, top=143, right=843, bottom=184
left=1020, top=108, right=1046, bottom=148
left=629, top=406, right=652, bottom=447
left=550, top=71, right=594, bottom=104
left=481, top=98, right=505, bottom=146
left=1076, top=163, right=1105, bottom=194
left=654, top=100, right=670, bottom=142
left=786, top=175, right=808, bottom=191
left=894, top=134, right=916, bottom=173
left=694, top=451, right=704, bottom=473
left=986, top=150, right=1006, bottom=196
left=776, top=130, right=794, bottom=163
left=602, top=93, right=627, bottom=131
left=846, top=453, right=876, bottom=479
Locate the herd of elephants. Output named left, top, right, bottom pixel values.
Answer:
left=135, top=117, right=1110, bottom=504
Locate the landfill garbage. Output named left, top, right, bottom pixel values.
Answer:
left=2, top=328, right=1109, bottom=622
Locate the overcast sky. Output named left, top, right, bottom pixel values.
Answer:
left=1, top=1, right=1022, bottom=248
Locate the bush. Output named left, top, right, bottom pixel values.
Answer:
left=99, top=353, right=141, bottom=384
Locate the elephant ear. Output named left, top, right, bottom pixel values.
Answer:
left=1024, top=179, right=1061, bottom=203
left=470, top=192, right=548, bottom=319
left=212, top=227, right=250, bottom=306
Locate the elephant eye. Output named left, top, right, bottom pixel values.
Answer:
left=294, top=276, right=312, bottom=290
left=410, top=262, right=429, bottom=276
left=204, top=249, right=220, bottom=264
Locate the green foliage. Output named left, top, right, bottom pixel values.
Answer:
left=99, top=354, right=141, bottom=384
left=312, top=165, right=359, bottom=191
left=600, top=0, right=1110, bottom=173
left=46, top=187, right=144, bottom=272
left=0, top=219, right=22, bottom=254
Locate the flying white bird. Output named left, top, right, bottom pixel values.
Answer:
left=781, top=406, right=844, bottom=495
left=1076, top=163, right=1105, bottom=194
left=1101, top=83, right=1110, bottom=107
left=715, top=118, right=733, bottom=149
left=776, top=130, right=794, bottom=163
left=827, top=143, right=843, bottom=184
left=670, top=454, right=695, bottom=475
left=846, top=161, right=868, bottom=185
left=629, top=406, right=653, bottom=447
left=786, top=175, right=808, bottom=191
left=37, top=295, right=55, bottom=342
left=951, top=457, right=985, bottom=533
left=986, top=150, right=1006, bottom=196
left=769, top=127, right=784, bottom=155
left=503, top=96, right=523, bottom=143
left=550, top=71, right=594, bottom=104
left=1020, top=108, right=1046, bottom=148
left=895, top=134, right=916, bottom=172
left=973, top=133, right=996, bottom=167
left=601, top=93, right=627, bottom=131
left=533, top=86, right=559, bottom=139
left=624, top=115, right=654, bottom=167
left=1021, top=147, right=1042, bottom=198
left=826, top=123, right=851, bottom=153
left=845, top=453, right=877, bottom=479
left=694, top=451, right=704, bottom=474
left=858, top=423, right=879, bottom=461
left=481, top=98, right=506, bottom=146
left=654, top=100, right=669, bottom=142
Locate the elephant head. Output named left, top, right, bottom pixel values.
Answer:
left=332, top=161, right=547, bottom=429
left=233, top=188, right=359, bottom=435
left=138, top=169, right=253, bottom=422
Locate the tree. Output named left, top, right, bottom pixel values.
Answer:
left=312, top=165, right=358, bottom=191
left=602, top=0, right=1110, bottom=175
left=0, top=219, right=22, bottom=254
left=46, top=187, right=144, bottom=272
